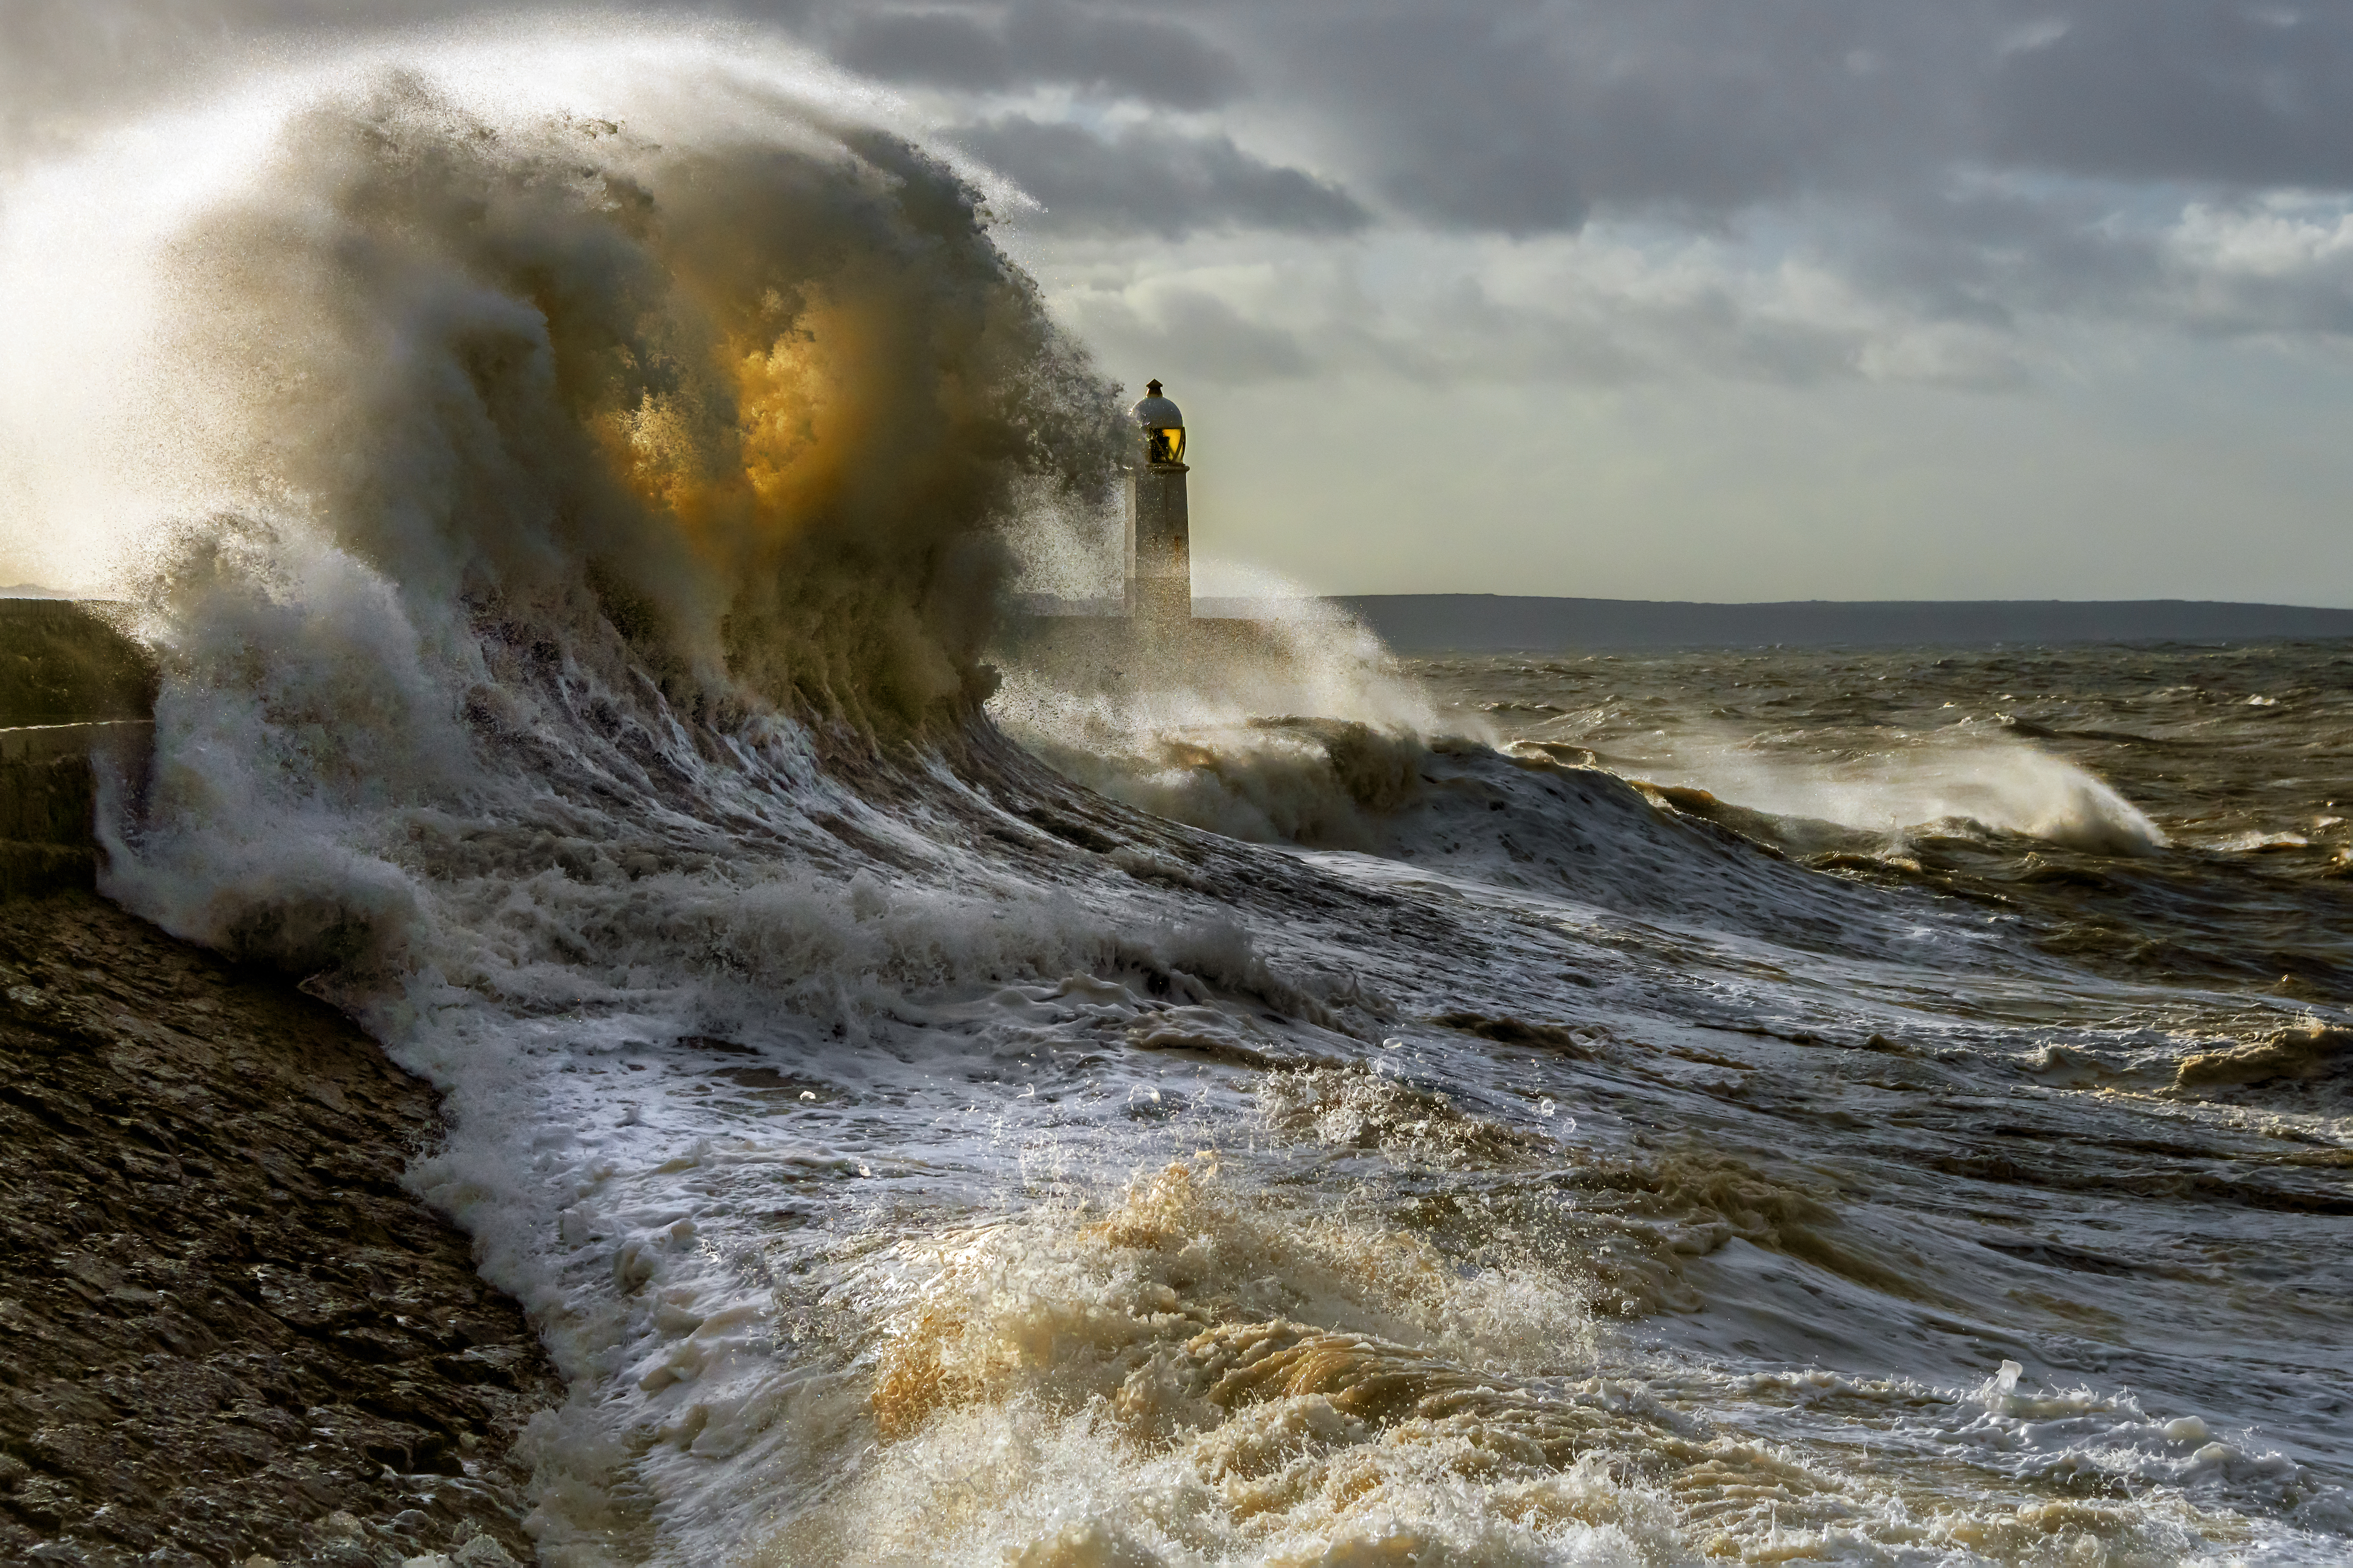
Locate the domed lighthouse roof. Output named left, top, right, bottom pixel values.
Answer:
left=1130, top=379, right=1183, bottom=429
left=1131, top=378, right=1187, bottom=466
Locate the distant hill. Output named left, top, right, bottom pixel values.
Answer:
left=1191, top=595, right=2353, bottom=653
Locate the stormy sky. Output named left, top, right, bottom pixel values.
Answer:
left=9, top=0, right=2353, bottom=602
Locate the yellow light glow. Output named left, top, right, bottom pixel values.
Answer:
left=1147, top=426, right=1185, bottom=465
left=591, top=288, right=879, bottom=565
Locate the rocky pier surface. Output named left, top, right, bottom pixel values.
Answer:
left=1, top=603, right=562, bottom=1565
left=0, top=891, right=561, bottom=1565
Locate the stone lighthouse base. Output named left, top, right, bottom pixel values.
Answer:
left=990, top=611, right=1291, bottom=699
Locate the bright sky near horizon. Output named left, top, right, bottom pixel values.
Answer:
left=6, top=1, right=2353, bottom=604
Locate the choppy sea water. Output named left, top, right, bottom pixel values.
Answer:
left=122, top=615, right=2353, bottom=1568
left=1413, top=641, right=2353, bottom=994
left=956, top=637, right=2353, bottom=1568
left=8, top=31, right=2345, bottom=1565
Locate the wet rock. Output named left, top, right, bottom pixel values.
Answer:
left=0, top=891, right=558, bottom=1565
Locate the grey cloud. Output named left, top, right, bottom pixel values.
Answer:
left=956, top=116, right=1368, bottom=237
left=31, top=2, right=2353, bottom=221
left=830, top=2, right=1242, bottom=109
left=832, top=11, right=1013, bottom=93
left=1133, top=0, right=2353, bottom=354
left=16, top=0, right=2353, bottom=369
left=1988, top=6, right=2353, bottom=188
left=1071, top=254, right=2038, bottom=392
left=1171, top=1, right=2353, bottom=231
left=1214, top=1, right=1985, bottom=234
left=1073, top=286, right=1314, bottom=382
left=26, top=1, right=2353, bottom=214
left=795, top=0, right=1966, bottom=232
left=808, top=0, right=2353, bottom=355
left=1826, top=185, right=2163, bottom=329
left=1819, top=178, right=2353, bottom=348
left=1413, top=269, right=2034, bottom=389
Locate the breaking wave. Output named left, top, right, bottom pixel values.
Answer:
left=5, top=25, right=2346, bottom=1568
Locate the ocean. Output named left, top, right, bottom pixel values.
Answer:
left=9, top=35, right=2347, bottom=1567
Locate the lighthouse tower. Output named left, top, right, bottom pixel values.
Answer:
left=1125, top=380, right=1190, bottom=627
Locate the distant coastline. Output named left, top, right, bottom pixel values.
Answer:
left=1189, top=595, right=2353, bottom=653
left=23, top=587, right=2353, bottom=653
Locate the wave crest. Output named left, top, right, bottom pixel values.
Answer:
left=148, top=66, right=1117, bottom=734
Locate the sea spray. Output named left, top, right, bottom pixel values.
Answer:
left=992, top=565, right=1459, bottom=846
left=4, top=26, right=2348, bottom=1568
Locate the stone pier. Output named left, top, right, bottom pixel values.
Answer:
left=0, top=720, right=154, bottom=896
left=0, top=600, right=158, bottom=897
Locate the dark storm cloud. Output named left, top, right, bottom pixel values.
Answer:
left=1988, top=5, right=2353, bottom=189
left=827, top=2, right=1242, bottom=109
left=954, top=116, right=1367, bottom=237
left=21, top=1, right=2353, bottom=222
left=1226, top=1, right=1968, bottom=235
left=1224, top=1, right=2353, bottom=233
left=801, top=0, right=2353, bottom=234
left=773, top=0, right=1972, bottom=231
left=15, top=0, right=2353, bottom=357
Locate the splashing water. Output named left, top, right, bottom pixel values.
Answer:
left=1632, top=733, right=2168, bottom=855
left=5, top=25, right=2348, bottom=1568
left=992, top=567, right=1455, bottom=847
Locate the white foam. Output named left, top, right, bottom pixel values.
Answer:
left=1631, top=732, right=2169, bottom=854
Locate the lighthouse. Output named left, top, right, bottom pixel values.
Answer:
left=1125, top=380, right=1190, bottom=627
left=996, top=378, right=1273, bottom=682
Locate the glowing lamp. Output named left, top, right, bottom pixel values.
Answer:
left=1132, top=379, right=1185, bottom=466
